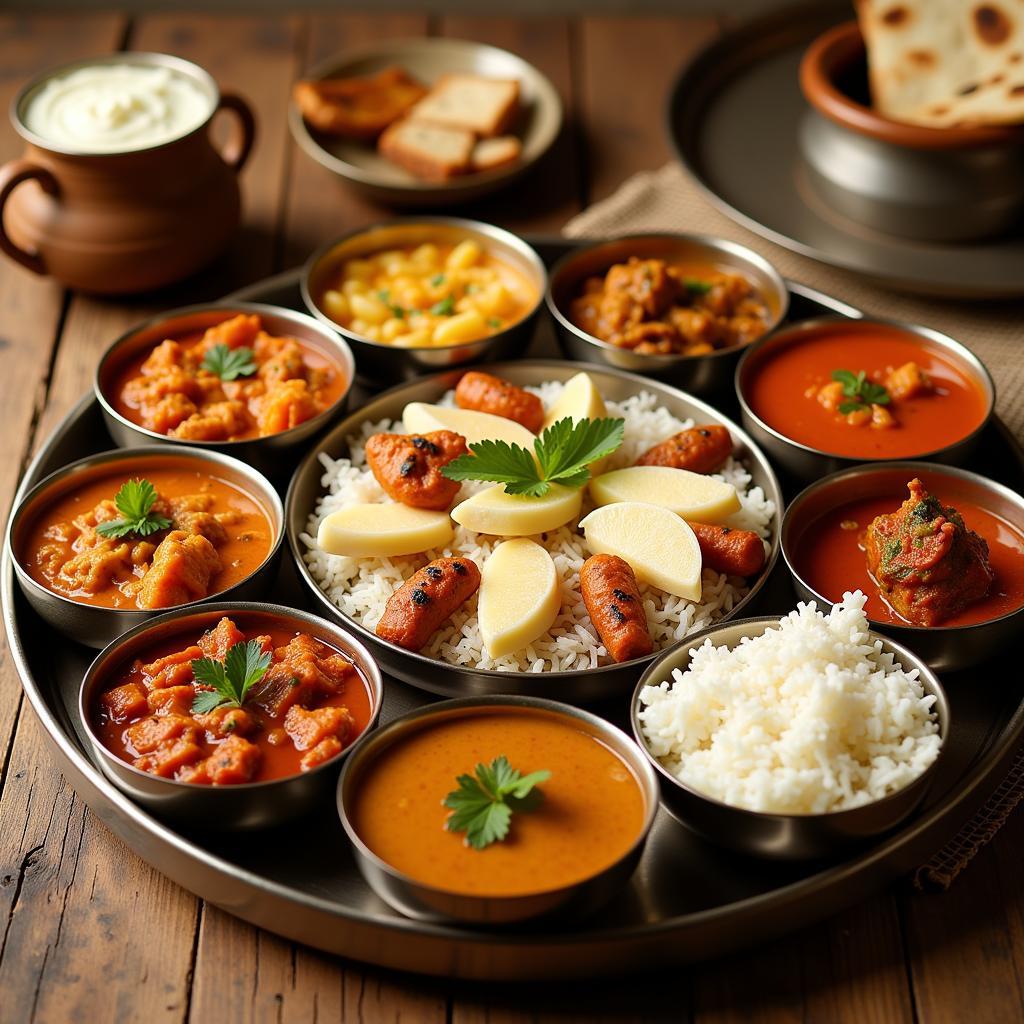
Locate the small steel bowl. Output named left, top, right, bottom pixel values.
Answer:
left=781, top=461, right=1024, bottom=673
left=95, top=302, right=355, bottom=479
left=736, top=317, right=995, bottom=483
left=301, top=217, right=547, bottom=385
left=631, top=616, right=949, bottom=861
left=337, top=695, right=659, bottom=924
left=79, top=602, right=384, bottom=829
left=545, top=233, right=788, bottom=396
left=286, top=358, right=782, bottom=702
left=8, top=446, right=284, bottom=649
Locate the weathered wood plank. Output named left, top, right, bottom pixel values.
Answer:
left=281, top=12, right=429, bottom=268
left=578, top=16, right=720, bottom=203
left=436, top=16, right=583, bottom=232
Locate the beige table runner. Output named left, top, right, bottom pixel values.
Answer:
left=564, top=163, right=1024, bottom=889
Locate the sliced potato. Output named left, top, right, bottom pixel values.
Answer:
left=451, top=483, right=582, bottom=536
left=589, top=466, right=740, bottom=522
left=579, top=501, right=702, bottom=601
left=402, top=402, right=537, bottom=450
left=317, top=504, right=453, bottom=557
left=478, top=538, right=560, bottom=658
left=542, top=371, right=608, bottom=431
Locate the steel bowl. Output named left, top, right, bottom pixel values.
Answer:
left=8, top=446, right=284, bottom=649
left=337, top=695, right=659, bottom=924
left=631, top=615, right=949, bottom=861
left=545, top=233, right=788, bottom=396
left=285, top=359, right=782, bottom=701
left=301, top=218, right=547, bottom=385
left=95, top=302, right=355, bottom=480
left=736, top=316, right=995, bottom=483
left=781, top=461, right=1024, bottom=673
left=79, top=602, right=384, bottom=829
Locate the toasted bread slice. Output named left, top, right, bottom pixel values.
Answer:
left=293, top=66, right=427, bottom=139
left=378, top=119, right=476, bottom=180
left=470, top=135, right=522, bottom=173
left=409, top=73, right=521, bottom=137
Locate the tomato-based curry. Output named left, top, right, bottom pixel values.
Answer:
left=93, top=616, right=373, bottom=784
left=350, top=709, right=647, bottom=897
left=22, top=457, right=273, bottom=610
left=109, top=313, right=347, bottom=441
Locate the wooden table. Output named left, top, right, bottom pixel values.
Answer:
left=1, top=11, right=1022, bottom=1022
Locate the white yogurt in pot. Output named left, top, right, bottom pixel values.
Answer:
left=23, top=62, right=213, bottom=153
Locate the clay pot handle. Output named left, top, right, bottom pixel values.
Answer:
left=216, top=92, right=256, bottom=173
left=0, top=159, right=60, bottom=276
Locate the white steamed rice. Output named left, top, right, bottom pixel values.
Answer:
left=301, top=379, right=775, bottom=673
left=637, top=591, right=942, bottom=814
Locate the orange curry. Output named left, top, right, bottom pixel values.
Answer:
left=93, top=616, right=373, bottom=784
left=350, top=708, right=647, bottom=897
left=22, top=457, right=273, bottom=610
left=109, top=313, right=347, bottom=442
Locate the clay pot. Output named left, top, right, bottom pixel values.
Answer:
left=0, top=53, right=255, bottom=294
left=798, top=22, right=1024, bottom=243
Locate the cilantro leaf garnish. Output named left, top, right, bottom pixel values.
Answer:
left=441, top=416, right=625, bottom=497
left=430, top=273, right=446, bottom=287
left=443, top=756, right=551, bottom=850
left=190, top=639, right=271, bottom=715
left=831, top=368, right=890, bottom=413
left=430, top=296, right=455, bottom=317
left=201, top=343, right=257, bottom=381
left=486, top=317, right=502, bottom=329
left=95, top=479, right=172, bottom=539
left=683, top=277, right=713, bottom=295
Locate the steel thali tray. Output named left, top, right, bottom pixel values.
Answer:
left=4, top=239, right=1024, bottom=980
left=667, top=0, right=1024, bottom=299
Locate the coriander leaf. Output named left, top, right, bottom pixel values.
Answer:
left=861, top=381, right=890, bottom=405
left=201, top=343, right=257, bottom=382
left=535, top=417, right=625, bottom=488
left=441, top=439, right=545, bottom=495
left=95, top=479, right=172, bottom=539
left=443, top=756, right=550, bottom=850
left=486, top=317, right=502, bottom=329
left=430, top=296, right=455, bottom=316
left=831, top=368, right=860, bottom=394
left=683, top=277, right=713, bottom=295
left=830, top=368, right=890, bottom=409
left=190, top=639, right=271, bottom=715
left=838, top=400, right=863, bottom=415
left=430, top=273, right=446, bottom=287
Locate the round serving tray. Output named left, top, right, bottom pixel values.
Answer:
left=667, top=0, right=1024, bottom=299
left=4, top=243, right=1024, bottom=980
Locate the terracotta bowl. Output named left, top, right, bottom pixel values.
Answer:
left=798, top=22, right=1024, bottom=242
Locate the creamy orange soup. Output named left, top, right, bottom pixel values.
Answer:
left=350, top=709, right=647, bottom=897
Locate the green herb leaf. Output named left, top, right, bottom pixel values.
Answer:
left=95, top=479, right=172, bottom=539
left=190, top=639, right=272, bottom=715
left=430, top=273, right=446, bottom=287
left=443, top=756, right=551, bottom=850
left=838, top=400, right=862, bottom=415
left=683, top=277, right=713, bottom=295
left=831, top=368, right=891, bottom=410
left=441, top=416, right=625, bottom=497
left=201, top=343, right=257, bottom=382
left=430, top=296, right=456, bottom=317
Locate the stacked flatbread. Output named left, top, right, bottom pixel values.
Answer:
left=856, top=0, right=1024, bottom=127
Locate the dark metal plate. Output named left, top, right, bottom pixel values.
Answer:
left=4, top=241, right=1023, bottom=980
left=667, top=1, right=1024, bottom=298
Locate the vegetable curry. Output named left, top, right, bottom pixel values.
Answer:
left=350, top=708, right=647, bottom=897
left=21, top=457, right=273, bottom=610
left=93, top=616, right=373, bottom=784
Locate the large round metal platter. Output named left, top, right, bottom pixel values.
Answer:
left=3, top=250, right=1024, bottom=980
left=666, top=0, right=1024, bottom=299
left=286, top=359, right=782, bottom=701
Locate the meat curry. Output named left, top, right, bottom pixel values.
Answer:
left=93, top=616, right=373, bottom=784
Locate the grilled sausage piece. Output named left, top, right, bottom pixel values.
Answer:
left=636, top=425, right=732, bottom=472
left=454, top=371, right=545, bottom=433
left=375, top=557, right=481, bottom=651
left=687, top=522, right=766, bottom=578
left=580, top=554, right=653, bottom=663
left=365, top=430, right=467, bottom=510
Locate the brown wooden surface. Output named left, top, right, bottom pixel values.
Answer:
left=0, top=11, right=1021, bottom=1023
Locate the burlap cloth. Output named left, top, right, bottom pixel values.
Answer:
left=564, top=163, right=1024, bottom=890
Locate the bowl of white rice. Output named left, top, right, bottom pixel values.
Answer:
left=631, top=591, right=948, bottom=860
left=286, top=360, right=781, bottom=702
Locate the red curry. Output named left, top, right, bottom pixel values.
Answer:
left=794, top=486, right=1024, bottom=628
left=93, top=616, right=374, bottom=784
left=109, top=313, right=347, bottom=442
left=748, top=324, right=989, bottom=459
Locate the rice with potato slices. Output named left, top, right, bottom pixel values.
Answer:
left=637, top=591, right=942, bottom=814
left=301, top=381, right=775, bottom=673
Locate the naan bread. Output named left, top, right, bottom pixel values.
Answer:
left=856, top=0, right=1024, bottom=127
